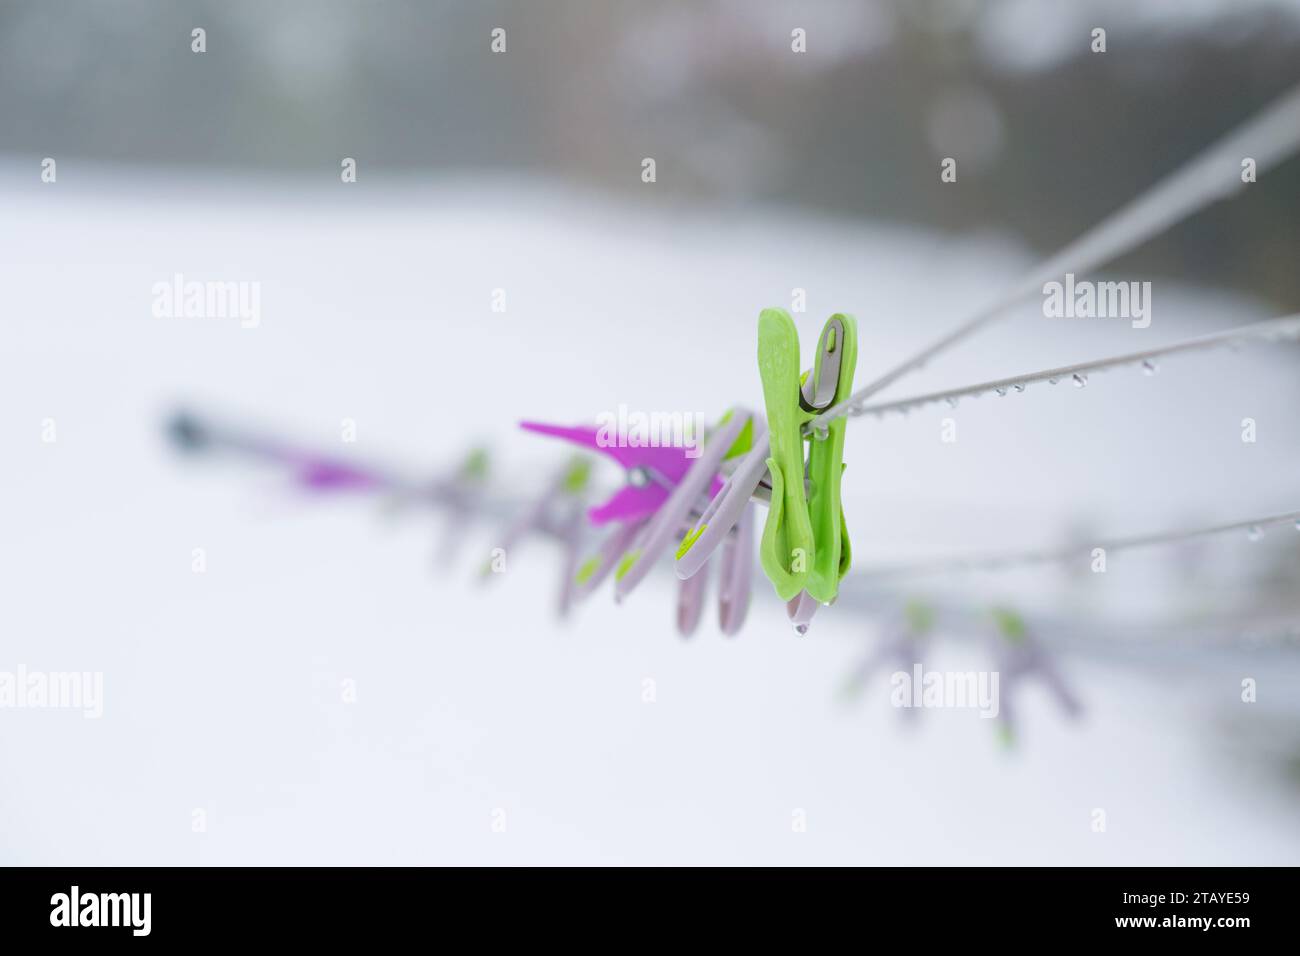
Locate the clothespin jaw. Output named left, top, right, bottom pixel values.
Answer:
left=756, top=309, right=858, bottom=620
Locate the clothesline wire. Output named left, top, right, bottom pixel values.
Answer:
left=849, top=313, right=1300, bottom=417
left=856, top=510, right=1300, bottom=579
left=805, top=82, right=1300, bottom=433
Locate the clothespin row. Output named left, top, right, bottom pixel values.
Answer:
left=523, top=310, right=859, bottom=634
left=518, top=413, right=756, bottom=636
left=171, top=302, right=864, bottom=638
left=519, top=307, right=860, bottom=636
left=167, top=410, right=396, bottom=493
left=837, top=601, right=1082, bottom=742
left=988, top=608, right=1083, bottom=746
left=165, top=409, right=495, bottom=559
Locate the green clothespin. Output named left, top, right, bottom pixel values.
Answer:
left=756, top=309, right=858, bottom=625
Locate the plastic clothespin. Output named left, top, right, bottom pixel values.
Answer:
left=518, top=422, right=723, bottom=526
left=672, top=418, right=757, bottom=638
left=429, top=448, right=492, bottom=566
left=168, top=410, right=391, bottom=493
left=989, top=608, right=1083, bottom=746
left=523, top=412, right=756, bottom=637
left=571, top=518, right=646, bottom=603
left=714, top=499, right=755, bottom=636
left=840, top=600, right=936, bottom=709
left=612, top=409, right=752, bottom=603
left=759, top=309, right=857, bottom=631
left=675, top=310, right=857, bottom=634
left=482, top=455, right=592, bottom=618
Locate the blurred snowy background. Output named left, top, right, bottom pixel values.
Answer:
left=2, top=0, right=1299, bottom=864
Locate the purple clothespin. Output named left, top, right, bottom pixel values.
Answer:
left=673, top=419, right=765, bottom=636
left=481, top=455, right=592, bottom=618
left=840, top=601, right=936, bottom=718
left=427, top=448, right=492, bottom=566
left=522, top=411, right=758, bottom=637
left=518, top=422, right=722, bottom=526
left=169, top=410, right=399, bottom=493
left=989, top=609, right=1082, bottom=744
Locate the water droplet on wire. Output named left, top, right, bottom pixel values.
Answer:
left=1247, top=525, right=1264, bottom=542
left=1072, top=373, right=1088, bottom=388
left=1142, top=360, right=1158, bottom=376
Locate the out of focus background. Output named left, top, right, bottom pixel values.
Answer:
left=2, top=0, right=1299, bottom=864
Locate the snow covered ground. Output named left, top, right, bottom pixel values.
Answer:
left=2, top=165, right=1298, bottom=864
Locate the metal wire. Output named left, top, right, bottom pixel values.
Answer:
left=848, top=313, right=1300, bottom=418
left=855, top=510, right=1300, bottom=579
left=805, top=82, right=1300, bottom=433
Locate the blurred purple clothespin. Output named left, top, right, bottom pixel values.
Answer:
left=481, top=455, right=592, bottom=618
left=989, top=608, right=1083, bottom=745
left=427, top=448, right=492, bottom=566
left=168, top=409, right=405, bottom=494
left=840, top=600, right=936, bottom=718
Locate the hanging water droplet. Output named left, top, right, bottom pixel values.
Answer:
left=1294, top=518, right=1300, bottom=531
left=945, top=396, right=959, bottom=409
left=1141, top=360, right=1158, bottom=376
left=995, top=386, right=1007, bottom=397
left=1013, top=382, right=1026, bottom=393
left=1072, top=373, right=1088, bottom=388
left=1247, top=524, right=1264, bottom=542
left=1048, top=377, right=1059, bottom=386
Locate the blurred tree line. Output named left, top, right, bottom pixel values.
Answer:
left=2, top=0, right=1297, bottom=306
